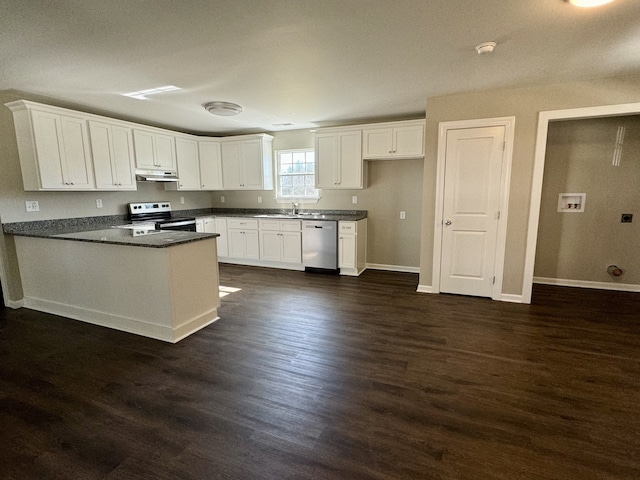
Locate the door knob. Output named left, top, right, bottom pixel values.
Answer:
left=444, top=220, right=452, bottom=226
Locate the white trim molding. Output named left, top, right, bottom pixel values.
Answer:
left=6, top=299, right=24, bottom=309
left=499, top=293, right=524, bottom=303
left=366, top=263, right=420, bottom=274
left=534, top=277, right=640, bottom=293
left=523, top=101, right=640, bottom=304
left=416, top=284, right=434, bottom=293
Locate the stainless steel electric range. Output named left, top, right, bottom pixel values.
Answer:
left=114, top=202, right=197, bottom=232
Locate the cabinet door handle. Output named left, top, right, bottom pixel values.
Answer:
left=444, top=220, right=452, bottom=226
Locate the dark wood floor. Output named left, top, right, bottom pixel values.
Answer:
left=1, top=265, right=639, bottom=479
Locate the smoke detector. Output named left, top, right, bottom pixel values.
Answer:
left=203, top=101, right=243, bottom=116
left=475, top=41, right=497, bottom=55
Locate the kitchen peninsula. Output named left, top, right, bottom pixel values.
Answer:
left=3, top=220, right=221, bottom=343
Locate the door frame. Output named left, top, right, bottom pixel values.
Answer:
left=432, top=116, right=515, bottom=301
left=522, top=102, right=640, bottom=303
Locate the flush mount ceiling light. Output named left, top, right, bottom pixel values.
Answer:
left=475, top=41, right=497, bottom=55
left=203, top=101, right=243, bottom=116
left=566, top=0, right=615, bottom=7
left=122, top=85, right=181, bottom=100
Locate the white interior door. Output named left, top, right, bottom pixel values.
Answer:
left=440, top=125, right=506, bottom=297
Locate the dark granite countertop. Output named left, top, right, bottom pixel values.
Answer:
left=51, top=228, right=218, bottom=248
left=193, top=208, right=368, bottom=222
left=3, top=216, right=218, bottom=249
left=1, top=208, right=365, bottom=248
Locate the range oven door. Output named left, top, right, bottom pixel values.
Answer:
left=156, top=219, right=197, bottom=231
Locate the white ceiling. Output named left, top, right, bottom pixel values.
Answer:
left=2, top=0, right=640, bottom=135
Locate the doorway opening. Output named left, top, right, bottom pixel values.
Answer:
left=523, top=102, right=640, bottom=303
left=534, top=115, right=640, bottom=292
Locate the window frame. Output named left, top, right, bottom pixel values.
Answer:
left=274, top=148, right=320, bottom=204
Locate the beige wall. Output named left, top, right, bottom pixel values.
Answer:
left=419, top=74, right=640, bottom=297
left=535, top=116, right=640, bottom=285
left=215, top=128, right=424, bottom=269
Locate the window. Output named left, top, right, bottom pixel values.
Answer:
left=275, top=148, right=319, bottom=201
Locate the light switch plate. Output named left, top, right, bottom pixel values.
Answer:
left=25, top=201, right=39, bottom=212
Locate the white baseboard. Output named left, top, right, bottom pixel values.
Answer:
left=219, top=258, right=305, bottom=271
left=499, top=293, right=524, bottom=303
left=6, top=299, right=24, bottom=309
left=534, top=276, right=640, bottom=293
left=416, top=285, right=523, bottom=303
left=23, top=296, right=218, bottom=343
left=366, top=263, right=420, bottom=274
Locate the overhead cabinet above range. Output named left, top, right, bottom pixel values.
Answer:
left=132, top=128, right=176, bottom=171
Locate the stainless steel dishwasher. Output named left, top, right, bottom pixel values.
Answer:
left=302, top=220, right=338, bottom=273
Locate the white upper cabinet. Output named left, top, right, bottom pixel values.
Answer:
left=198, top=140, right=223, bottom=190
left=6, top=101, right=95, bottom=191
left=315, top=128, right=363, bottom=189
left=133, top=128, right=176, bottom=170
left=173, top=136, right=200, bottom=190
left=170, top=137, right=223, bottom=191
left=220, top=134, right=273, bottom=190
left=89, top=120, right=136, bottom=190
left=362, top=120, right=425, bottom=159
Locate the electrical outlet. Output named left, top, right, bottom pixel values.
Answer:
left=258, top=195, right=262, bottom=204
left=352, top=196, right=358, bottom=204
left=400, top=211, right=406, bottom=220
left=180, top=196, right=184, bottom=204
left=25, top=201, right=39, bottom=212
left=96, top=199, right=103, bottom=208
left=220, top=195, right=225, bottom=204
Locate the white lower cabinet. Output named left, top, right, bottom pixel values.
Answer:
left=259, top=219, right=302, bottom=263
left=199, top=215, right=362, bottom=273
left=339, top=219, right=367, bottom=276
left=212, top=218, right=228, bottom=257
left=196, top=216, right=228, bottom=257
left=227, top=218, right=259, bottom=260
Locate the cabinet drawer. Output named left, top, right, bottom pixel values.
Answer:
left=339, top=221, right=357, bottom=234
left=258, top=219, right=280, bottom=231
left=279, top=220, right=301, bottom=232
left=259, top=219, right=302, bottom=231
left=228, top=218, right=258, bottom=230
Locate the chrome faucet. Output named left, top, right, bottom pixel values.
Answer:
left=291, top=202, right=299, bottom=215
